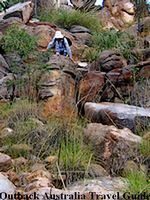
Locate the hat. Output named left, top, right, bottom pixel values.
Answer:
left=54, top=31, right=64, bottom=39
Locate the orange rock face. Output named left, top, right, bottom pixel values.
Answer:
left=100, top=0, right=135, bottom=30
left=78, top=72, right=105, bottom=104
left=41, top=55, right=77, bottom=118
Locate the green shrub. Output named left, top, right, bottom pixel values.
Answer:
left=91, top=30, right=138, bottom=62
left=1, top=25, right=37, bottom=58
left=91, top=30, right=120, bottom=50
left=39, top=9, right=102, bottom=33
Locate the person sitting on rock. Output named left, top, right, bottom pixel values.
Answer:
left=47, top=31, right=72, bottom=59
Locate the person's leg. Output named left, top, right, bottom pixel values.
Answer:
left=63, top=51, right=67, bottom=56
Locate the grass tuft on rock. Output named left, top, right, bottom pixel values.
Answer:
left=39, top=9, right=102, bottom=33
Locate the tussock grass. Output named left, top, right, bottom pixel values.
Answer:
left=39, top=9, right=102, bottom=33
left=1, top=101, right=92, bottom=172
left=90, top=30, right=138, bottom=62
left=126, top=171, right=150, bottom=193
left=140, top=129, right=150, bottom=157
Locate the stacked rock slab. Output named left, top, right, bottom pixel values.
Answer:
left=84, top=102, right=150, bottom=132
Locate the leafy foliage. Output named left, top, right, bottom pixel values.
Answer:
left=1, top=25, right=37, bottom=58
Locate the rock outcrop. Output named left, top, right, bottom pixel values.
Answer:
left=100, top=0, right=135, bottom=30
left=0, top=1, right=34, bottom=23
left=78, top=72, right=105, bottom=109
left=130, top=79, right=150, bottom=108
left=90, top=50, right=127, bottom=72
left=78, top=54, right=150, bottom=107
left=0, top=17, right=23, bottom=33
left=84, top=102, right=150, bottom=132
left=0, top=173, right=16, bottom=194
left=25, top=171, right=127, bottom=199
left=24, top=169, right=53, bottom=192
left=84, top=123, right=141, bottom=174
left=42, top=55, right=77, bottom=116
left=68, top=176, right=128, bottom=196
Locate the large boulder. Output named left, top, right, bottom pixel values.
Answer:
left=0, top=153, right=12, bottom=172
left=26, top=176, right=127, bottom=200
left=0, top=73, right=14, bottom=100
left=84, top=102, right=150, bottom=132
left=69, top=25, right=91, bottom=46
left=84, top=123, right=141, bottom=174
left=73, top=32, right=91, bottom=46
left=0, top=1, right=34, bottom=23
left=78, top=72, right=105, bottom=107
left=24, top=23, right=56, bottom=49
left=0, top=173, right=16, bottom=194
left=100, top=0, right=135, bottom=30
left=90, top=50, right=127, bottom=72
left=130, top=79, right=150, bottom=108
left=0, top=17, right=22, bottom=33
left=70, top=25, right=91, bottom=34
left=25, top=169, right=53, bottom=192
left=68, top=176, right=128, bottom=196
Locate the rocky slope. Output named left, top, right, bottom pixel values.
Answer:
left=0, top=0, right=150, bottom=197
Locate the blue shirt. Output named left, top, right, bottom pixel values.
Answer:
left=47, top=37, right=72, bottom=58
